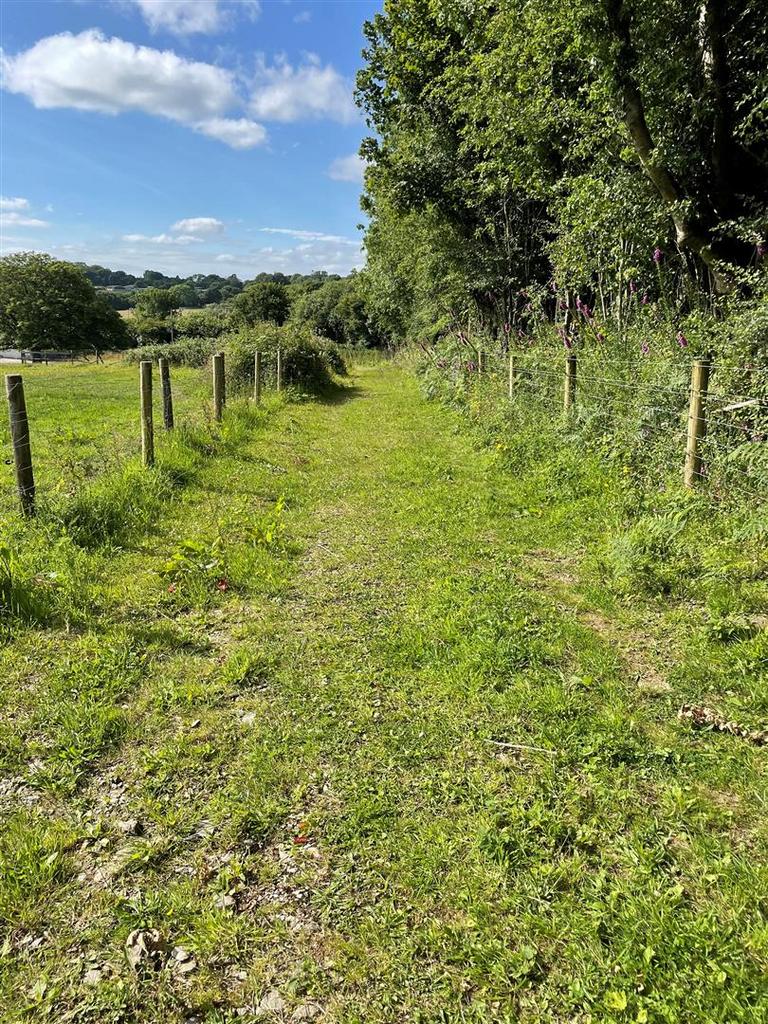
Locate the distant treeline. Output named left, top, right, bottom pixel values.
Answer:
left=78, top=265, right=347, bottom=311
left=0, top=252, right=387, bottom=351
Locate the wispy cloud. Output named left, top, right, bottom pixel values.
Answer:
left=0, top=196, right=30, bottom=211
left=328, top=153, right=366, bottom=184
left=171, top=216, right=225, bottom=236
left=259, top=227, right=360, bottom=245
left=1, top=211, right=50, bottom=228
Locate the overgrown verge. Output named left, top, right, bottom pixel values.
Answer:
left=415, top=318, right=768, bottom=725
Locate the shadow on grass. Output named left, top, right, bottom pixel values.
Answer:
left=316, top=380, right=366, bottom=406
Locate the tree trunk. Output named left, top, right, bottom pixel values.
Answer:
left=604, top=0, right=730, bottom=291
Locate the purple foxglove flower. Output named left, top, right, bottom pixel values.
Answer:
left=653, top=248, right=663, bottom=264
left=641, top=292, right=649, bottom=305
left=629, top=280, right=637, bottom=294
left=503, top=321, right=511, bottom=334
left=758, top=242, right=767, bottom=258
left=563, top=337, right=573, bottom=350
left=676, top=332, right=688, bottom=348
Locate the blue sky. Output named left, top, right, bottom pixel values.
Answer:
left=0, top=0, right=380, bottom=278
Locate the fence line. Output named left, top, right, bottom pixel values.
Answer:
left=464, top=349, right=766, bottom=494
left=1, top=349, right=284, bottom=519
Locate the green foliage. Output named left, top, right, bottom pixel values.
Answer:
left=0, top=814, right=72, bottom=927
left=175, top=307, right=233, bottom=339
left=0, top=252, right=130, bottom=351
left=225, top=323, right=346, bottom=394
left=123, top=335, right=217, bottom=367
left=357, top=1, right=768, bottom=344
left=167, top=283, right=199, bottom=309
left=134, top=287, right=175, bottom=319
left=232, top=281, right=292, bottom=327
left=1, top=362, right=767, bottom=1020
left=290, top=273, right=384, bottom=347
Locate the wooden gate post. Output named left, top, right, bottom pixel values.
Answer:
left=139, top=360, right=154, bottom=467
left=158, top=357, right=174, bottom=429
left=564, top=352, right=577, bottom=412
left=253, top=350, right=262, bottom=404
left=4, top=374, right=36, bottom=516
left=213, top=351, right=225, bottom=422
left=684, top=358, right=711, bottom=487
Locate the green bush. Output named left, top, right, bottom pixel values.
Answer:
left=224, top=323, right=347, bottom=394
left=123, top=335, right=218, bottom=368
left=175, top=307, right=233, bottom=339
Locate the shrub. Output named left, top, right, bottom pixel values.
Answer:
left=123, top=335, right=218, bottom=367
left=224, top=323, right=347, bottom=394
left=175, top=307, right=233, bottom=339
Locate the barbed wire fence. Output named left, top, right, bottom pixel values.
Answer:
left=1, top=349, right=284, bottom=521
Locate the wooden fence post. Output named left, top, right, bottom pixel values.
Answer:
left=253, top=350, right=262, bottom=403
left=213, top=351, right=225, bottom=422
left=276, top=348, right=283, bottom=392
left=684, top=358, right=711, bottom=487
left=4, top=374, right=36, bottom=517
left=158, top=357, right=174, bottom=429
left=564, top=351, right=577, bottom=412
left=139, top=360, right=154, bottom=467
left=508, top=352, right=516, bottom=399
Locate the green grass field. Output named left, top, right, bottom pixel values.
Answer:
left=1, top=360, right=767, bottom=1023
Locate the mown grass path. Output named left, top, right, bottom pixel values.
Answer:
left=2, top=364, right=767, bottom=1023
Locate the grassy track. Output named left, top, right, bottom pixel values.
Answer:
left=1, top=362, right=767, bottom=1022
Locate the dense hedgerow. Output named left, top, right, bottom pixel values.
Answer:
left=124, top=323, right=346, bottom=394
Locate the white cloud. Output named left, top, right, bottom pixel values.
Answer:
left=1, top=211, right=50, bottom=228
left=0, top=196, right=30, bottom=211
left=123, top=215, right=225, bottom=245
left=195, top=117, right=266, bottom=149
left=249, top=54, right=357, bottom=123
left=133, top=1, right=261, bottom=36
left=134, top=1, right=225, bottom=35
left=0, top=30, right=267, bottom=149
left=122, top=232, right=201, bottom=245
left=328, top=153, right=366, bottom=184
left=171, top=216, right=224, bottom=236
left=1, top=31, right=233, bottom=119
left=293, top=10, right=312, bottom=23
left=259, top=227, right=359, bottom=245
